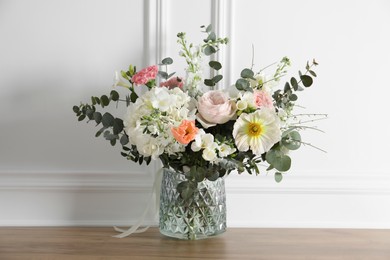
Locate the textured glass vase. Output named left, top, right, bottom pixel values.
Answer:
left=159, top=168, right=226, bottom=240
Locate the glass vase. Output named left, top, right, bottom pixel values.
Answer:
left=159, top=168, right=226, bottom=240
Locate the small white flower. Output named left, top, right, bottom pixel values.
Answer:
left=113, top=71, right=131, bottom=89
left=202, top=147, right=217, bottom=162
left=236, top=100, right=248, bottom=111
left=218, top=143, right=236, bottom=157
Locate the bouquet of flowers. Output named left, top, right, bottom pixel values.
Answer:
left=73, top=25, right=322, bottom=200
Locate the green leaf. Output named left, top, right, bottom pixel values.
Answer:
left=91, top=96, right=97, bottom=105
left=204, top=79, right=215, bottom=87
left=110, top=90, right=119, bottom=101
left=282, top=131, right=301, bottom=150
left=93, top=112, right=102, bottom=124
left=120, top=135, right=129, bottom=145
left=158, top=71, right=168, bottom=79
left=212, top=74, right=223, bottom=83
left=161, top=57, right=173, bottom=65
left=235, top=78, right=251, bottom=91
left=277, top=155, right=291, bottom=172
left=193, top=167, right=206, bottom=182
left=130, top=92, right=138, bottom=103
left=204, top=45, right=216, bottom=56
left=110, top=139, right=116, bottom=146
left=100, top=95, right=109, bottom=106
left=78, top=114, right=86, bottom=121
left=300, top=75, right=313, bottom=87
left=206, top=24, right=212, bottom=33
left=102, top=112, right=114, bottom=127
left=284, top=82, right=291, bottom=92
left=289, top=94, right=298, bottom=101
left=94, top=97, right=101, bottom=105
left=290, top=77, right=298, bottom=91
left=113, top=118, right=124, bottom=135
left=266, top=149, right=291, bottom=172
left=72, top=106, right=79, bottom=113
left=95, top=126, right=106, bottom=137
left=177, top=181, right=197, bottom=200
left=207, top=32, right=216, bottom=42
left=309, top=70, right=317, bottom=77
left=168, top=72, right=176, bottom=78
left=240, top=68, right=255, bottom=79
left=209, top=61, right=222, bottom=70
left=275, top=172, right=283, bottom=183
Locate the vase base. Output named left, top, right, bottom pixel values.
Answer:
left=159, top=229, right=226, bottom=240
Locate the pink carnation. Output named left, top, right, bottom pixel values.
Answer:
left=253, top=90, right=274, bottom=109
left=160, top=77, right=184, bottom=89
left=131, top=65, right=158, bottom=86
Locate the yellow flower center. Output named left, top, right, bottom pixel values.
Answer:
left=247, top=122, right=263, bottom=137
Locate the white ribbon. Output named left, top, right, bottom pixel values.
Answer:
left=113, top=167, right=163, bottom=238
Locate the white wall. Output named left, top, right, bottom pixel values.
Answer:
left=1, top=0, right=390, bottom=228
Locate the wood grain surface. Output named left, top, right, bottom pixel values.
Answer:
left=0, top=227, right=390, bottom=259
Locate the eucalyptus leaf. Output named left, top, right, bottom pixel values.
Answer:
left=102, top=112, right=115, bottom=127
left=73, top=106, right=79, bottom=113
left=110, top=90, right=119, bottom=101
left=300, top=75, right=313, bottom=87
left=209, top=61, right=222, bottom=70
left=161, top=57, right=173, bottom=65
left=289, top=94, right=298, bottom=101
left=207, top=32, right=216, bottom=42
left=235, top=78, right=250, bottom=91
left=120, top=134, right=129, bottom=145
left=204, top=79, right=215, bottom=87
left=290, top=77, right=298, bottom=90
left=177, top=181, right=197, bottom=200
left=113, top=118, right=124, bottom=135
left=275, top=172, right=283, bottom=183
left=204, top=45, right=216, bottom=56
left=240, top=68, right=255, bottom=79
left=100, top=95, right=109, bottom=106
left=93, top=112, right=102, bottom=124
left=212, top=74, right=223, bottom=83
left=78, top=114, right=86, bottom=121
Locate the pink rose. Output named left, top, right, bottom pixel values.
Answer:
left=160, top=77, right=184, bottom=89
left=131, top=65, right=158, bottom=86
left=253, top=90, right=274, bottom=109
left=196, top=90, right=236, bottom=128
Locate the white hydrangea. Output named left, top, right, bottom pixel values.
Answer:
left=123, top=87, right=194, bottom=158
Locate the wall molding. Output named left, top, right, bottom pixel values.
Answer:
left=211, top=0, right=234, bottom=89
left=1, top=171, right=389, bottom=195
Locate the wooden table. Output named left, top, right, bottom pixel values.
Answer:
left=0, top=227, right=390, bottom=259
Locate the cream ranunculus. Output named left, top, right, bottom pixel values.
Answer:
left=196, top=90, right=236, bottom=128
left=232, top=108, right=281, bottom=156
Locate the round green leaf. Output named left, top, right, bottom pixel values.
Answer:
left=209, top=61, right=222, bottom=70
left=72, top=106, right=79, bottom=113
left=204, top=45, right=216, bottom=56
left=100, top=95, right=109, bottom=106
left=161, top=57, right=173, bottom=65
left=102, top=112, right=114, bottom=127
left=110, top=90, right=119, bottom=101
left=275, top=172, right=283, bottom=183
left=240, top=68, right=254, bottom=79
left=212, top=74, right=223, bottom=83
left=289, top=94, right=298, bottom=101
left=235, top=78, right=250, bottom=91
left=300, top=75, right=313, bottom=87
left=290, top=77, right=298, bottom=90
